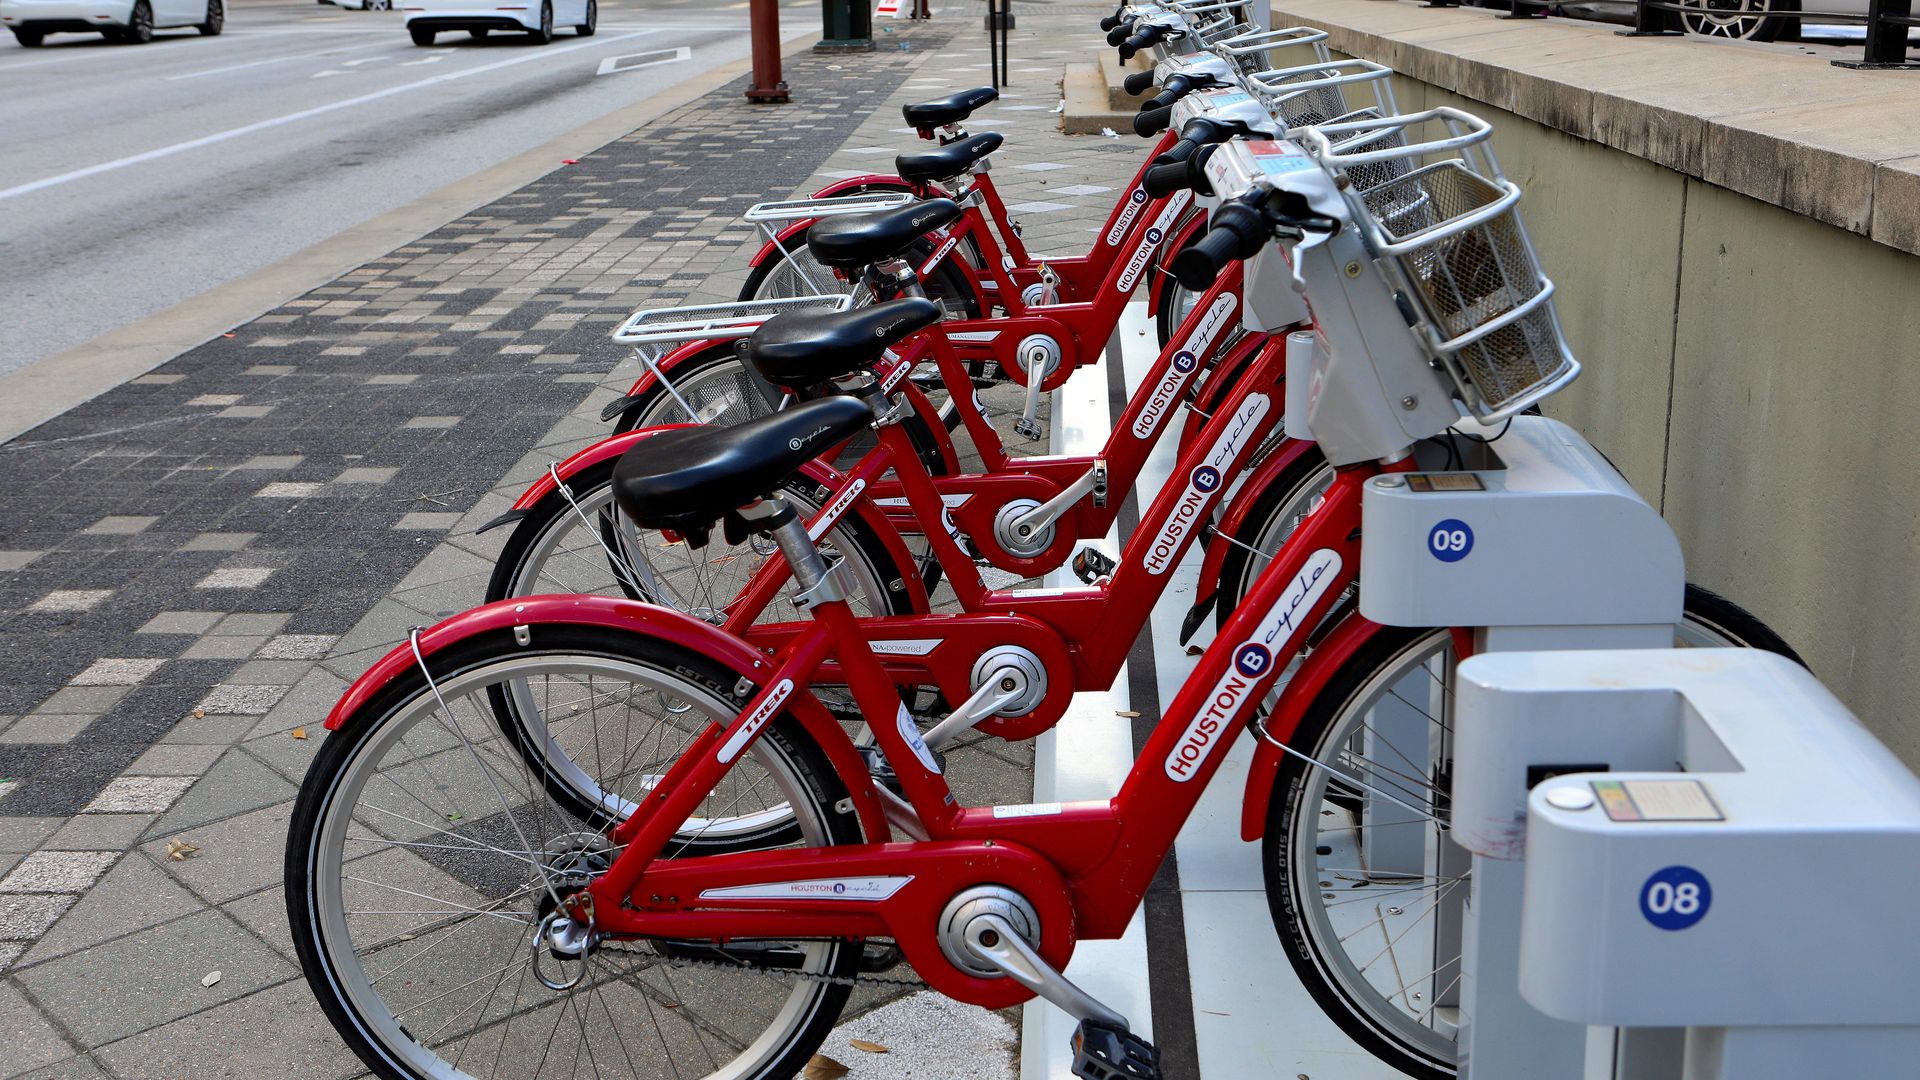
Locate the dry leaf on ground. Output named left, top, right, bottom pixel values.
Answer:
left=201, top=970, right=223, bottom=987
left=799, top=1054, right=849, bottom=1079
left=164, top=839, right=200, bottom=861
left=848, top=1039, right=890, bottom=1054
left=1115, top=710, right=1141, bottom=718
left=291, top=727, right=307, bottom=740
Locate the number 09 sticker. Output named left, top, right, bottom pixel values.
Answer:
left=1428, top=519, right=1473, bottom=562
left=1640, top=865, right=1711, bottom=931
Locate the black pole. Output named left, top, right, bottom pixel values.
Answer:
left=986, top=0, right=1000, bottom=89
left=1616, top=0, right=1682, bottom=36
left=999, top=0, right=1010, bottom=85
left=1834, top=0, right=1920, bottom=67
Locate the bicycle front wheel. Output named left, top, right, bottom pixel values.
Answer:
left=287, top=625, right=865, bottom=1080
left=1264, top=589, right=1803, bottom=1078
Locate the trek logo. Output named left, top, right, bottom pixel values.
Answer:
left=921, top=234, right=961, bottom=277
left=717, top=679, right=794, bottom=763
left=1142, top=393, right=1271, bottom=576
left=1116, top=190, right=1192, bottom=294
left=806, top=478, right=867, bottom=542
left=1132, top=293, right=1235, bottom=440
left=788, top=425, right=832, bottom=451
left=878, top=350, right=910, bottom=394
left=1106, top=187, right=1149, bottom=247
left=1164, top=548, right=1341, bottom=782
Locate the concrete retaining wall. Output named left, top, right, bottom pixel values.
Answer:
left=1269, top=1, right=1920, bottom=762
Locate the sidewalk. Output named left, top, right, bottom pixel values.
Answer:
left=0, top=4, right=1157, bottom=1078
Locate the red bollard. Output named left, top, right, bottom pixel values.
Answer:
left=745, top=0, right=791, bottom=103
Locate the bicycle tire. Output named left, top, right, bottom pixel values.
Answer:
left=287, top=624, right=864, bottom=1080
left=1264, top=588, right=1803, bottom=1078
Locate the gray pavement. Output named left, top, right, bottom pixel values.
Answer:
left=0, top=0, right=820, bottom=378
left=0, top=3, right=1164, bottom=1076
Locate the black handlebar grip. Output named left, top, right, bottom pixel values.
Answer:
left=1144, top=74, right=1193, bottom=111
left=1156, top=136, right=1199, bottom=165
left=1133, top=106, right=1175, bottom=138
left=1118, top=25, right=1160, bottom=61
left=1141, top=160, right=1193, bottom=198
left=1100, top=12, right=1124, bottom=30
left=1171, top=200, right=1266, bottom=290
left=1106, top=22, right=1133, bottom=45
left=1122, top=70, right=1158, bottom=97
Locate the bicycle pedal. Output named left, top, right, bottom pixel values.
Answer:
left=1071, top=547, right=1117, bottom=585
left=1013, top=418, right=1044, bottom=440
left=1071, top=1021, right=1161, bottom=1080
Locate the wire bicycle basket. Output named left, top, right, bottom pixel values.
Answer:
left=1302, top=108, right=1579, bottom=421
left=1209, top=24, right=1330, bottom=78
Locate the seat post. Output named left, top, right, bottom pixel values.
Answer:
left=739, top=499, right=845, bottom=610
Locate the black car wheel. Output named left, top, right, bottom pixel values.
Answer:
left=123, top=0, right=154, bottom=43
left=575, top=0, right=595, bottom=35
left=528, top=0, right=552, bottom=42
left=1680, top=0, right=1797, bottom=40
left=197, top=0, right=223, bottom=35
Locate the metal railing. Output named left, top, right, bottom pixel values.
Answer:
left=1414, top=0, right=1918, bottom=68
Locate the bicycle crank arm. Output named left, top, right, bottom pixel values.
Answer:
left=964, top=912, right=1128, bottom=1030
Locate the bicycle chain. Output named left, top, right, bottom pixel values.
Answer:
left=589, top=936, right=930, bottom=990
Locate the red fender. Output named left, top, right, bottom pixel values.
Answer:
left=321, top=595, right=892, bottom=844
left=1188, top=435, right=1319, bottom=630
left=606, top=337, right=740, bottom=421
left=491, top=428, right=931, bottom=613
left=1237, top=610, right=1386, bottom=841
left=1145, top=206, right=1211, bottom=328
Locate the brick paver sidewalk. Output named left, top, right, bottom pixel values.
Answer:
left=0, top=4, right=1140, bottom=1076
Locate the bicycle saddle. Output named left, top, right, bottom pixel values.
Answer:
left=807, top=198, right=964, bottom=268
left=902, top=86, right=998, bottom=130
left=895, top=132, right=1003, bottom=184
left=748, top=297, right=941, bottom=391
left=611, top=396, right=874, bottom=539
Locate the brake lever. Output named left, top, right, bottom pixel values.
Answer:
left=1280, top=227, right=1332, bottom=295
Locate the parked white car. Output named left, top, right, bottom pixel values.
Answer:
left=402, top=0, right=592, bottom=44
left=1562, top=0, right=1878, bottom=42
left=3, top=0, right=220, bottom=44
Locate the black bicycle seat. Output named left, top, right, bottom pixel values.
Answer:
left=611, top=396, right=874, bottom=538
left=895, top=132, right=1003, bottom=184
left=806, top=198, right=964, bottom=269
left=747, top=298, right=941, bottom=391
left=902, top=87, right=998, bottom=130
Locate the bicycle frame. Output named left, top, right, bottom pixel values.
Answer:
left=565, top=456, right=1405, bottom=1011
left=720, top=326, right=1286, bottom=743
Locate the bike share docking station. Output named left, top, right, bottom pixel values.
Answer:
left=1451, top=650, right=1920, bottom=1079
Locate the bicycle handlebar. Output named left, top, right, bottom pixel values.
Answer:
left=1143, top=74, right=1195, bottom=111
left=1134, top=105, right=1175, bottom=137
left=1105, top=22, right=1133, bottom=45
left=1172, top=196, right=1267, bottom=290
left=1141, top=144, right=1218, bottom=198
left=1118, top=24, right=1165, bottom=61
left=1123, top=69, right=1159, bottom=97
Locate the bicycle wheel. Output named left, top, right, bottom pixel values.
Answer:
left=1213, top=445, right=1337, bottom=632
left=485, top=461, right=914, bottom=825
left=612, top=341, right=779, bottom=435
left=1263, top=588, right=1803, bottom=1078
left=287, top=625, right=865, bottom=1080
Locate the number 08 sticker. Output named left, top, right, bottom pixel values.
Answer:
left=1640, top=865, right=1711, bottom=931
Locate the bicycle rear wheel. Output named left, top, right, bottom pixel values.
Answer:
left=1264, top=589, right=1803, bottom=1078
left=287, top=625, right=865, bottom=1080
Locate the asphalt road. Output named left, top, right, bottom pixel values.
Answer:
left=0, top=0, right=816, bottom=378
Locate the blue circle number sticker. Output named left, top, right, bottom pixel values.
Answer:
left=1428, top=519, right=1473, bottom=562
left=1639, top=866, right=1711, bottom=931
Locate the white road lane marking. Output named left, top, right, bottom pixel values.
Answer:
left=594, top=46, right=690, bottom=76
left=0, top=28, right=664, bottom=203
left=0, top=29, right=333, bottom=72
left=165, top=39, right=397, bottom=81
